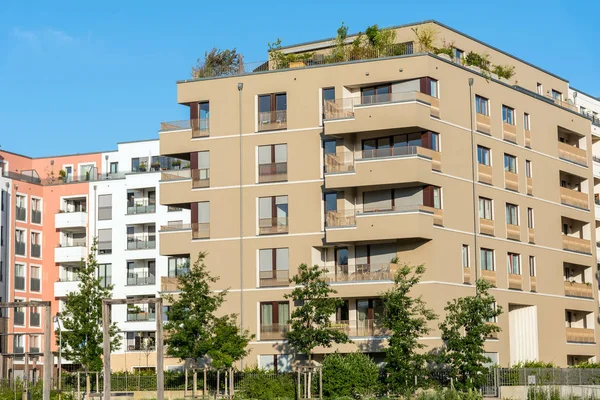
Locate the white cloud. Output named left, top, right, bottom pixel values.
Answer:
left=10, top=27, right=78, bottom=51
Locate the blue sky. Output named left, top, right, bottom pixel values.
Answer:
left=0, top=0, right=598, bottom=157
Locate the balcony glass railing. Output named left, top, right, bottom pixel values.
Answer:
left=192, top=223, right=210, bottom=239
left=127, top=203, right=156, bottom=215
left=259, top=270, right=289, bottom=287
left=14, top=311, right=24, bottom=326
left=332, top=319, right=389, bottom=337
left=258, top=110, right=287, bottom=132
left=260, top=323, right=288, bottom=340
left=259, top=217, right=289, bottom=235
left=126, top=310, right=157, bottom=322
left=324, top=91, right=433, bottom=120
left=159, top=118, right=209, bottom=137
left=258, top=163, right=287, bottom=183
left=192, top=169, right=210, bottom=188
left=326, top=264, right=396, bottom=283
left=126, top=238, right=156, bottom=250
left=127, top=275, right=156, bottom=286
left=60, top=238, right=87, bottom=247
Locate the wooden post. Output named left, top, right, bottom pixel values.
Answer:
left=319, top=368, right=323, bottom=400
left=297, top=370, right=300, bottom=400
left=77, top=372, right=81, bottom=400
left=86, top=373, right=91, bottom=398
left=192, top=369, right=197, bottom=398
left=102, top=301, right=111, bottom=400
left=230, top=368, right=234, bottom=398
left=216, top=370, right=220, bottom=400
left=43, top=304, right=52, bottom=400
left=184, top=368, right=188, bottom=398
left=203, top=368, right=207, bottom=399
left=155, top=301, right=164, bottom=400
left=23, top=353, right=29, bottom=400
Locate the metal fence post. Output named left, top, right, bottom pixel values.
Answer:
left=77, top=372, right=81, bottom=400
left=297, top=370, right=300, bottom=400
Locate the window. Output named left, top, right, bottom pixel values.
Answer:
left=362, top=84, right=391, bottom=104
left=504, top=154, right=517, bottom=173
left=258, top=144, right=288, bottom=183
left=98, top=263, right=112, bottom=288
left=507, top=253, right=520, bottom=275
left=260, top=302, right=290, bottom=338
left=480, top=248, right=494, bottom=271
left=14, top=334, right=24, bottom=351
left=453, top=48, right=464, bottom=63
left=15, top=264, right=25, bottom=291
left=168, top=257, right=190, bottom=277
left=15, top=195, right=26, bottom=222
left=30, top=307, right=40, bottom=327
left=15, top=229, right=26, bottom=256
left=258, top=196, right=288, bottom=234
left=502, top=105, right=515, bottom=125
left=429, top=79, right=438, bottom=98
left=126, top=331, right=156, bottom=351
left=479, top=197, right=493, bottom=220
left=259, top=354, right=291, bottom=373
left=363, top=133, right=421, bottom=158
left=477, top=146, right=491, bottom=166
left=258, top=93, right=287, bottom=131
left=551, top=89, right=562, bottom=100
left=432, top=187, right=441, bottom=209
left=528, top=256, right=536, bottom=277
left=462, top=245, right=470, bottom=268
left=525, top=209, right=534, bottom=231
left=110, top=162, right=119, bottom=174
left=524, top=113, right=531, bottom=131
left=31, top=198, right=41, bottom=224
left=98, top=194, right=112, bottom=220
left=30, top=231, right=41, bottom=258
left=505, top=203, right=518, bottom=225
left=194, top=202, right=210, bottom=239
left=30, top=266, right=40, bottom=293
left=525, top=160, right=532, bottom=178
left=98, top=229, right=112, bottom=254
left=536, top=83, right=543, bottom=95
left=487, top=303, right=498, bottom=323
left=259, top=248, right=289, bottom=286
left=322, top=87, right=335, bottom=105
left=475, top=95, right=489, bottom=116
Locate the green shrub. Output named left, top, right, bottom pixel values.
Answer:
left=570, top=362, right=600, bottom=369
left=238, top=369, right=295, bottom=399
left=512, top=360, right=556, bottom=369
left=321, top=352, right=380, bottom=399
left=491, top=64, right=515, bottom=80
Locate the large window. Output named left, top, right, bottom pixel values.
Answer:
left=525, top=160, right=532, bottom=178
left=258, top=144, right=288, bottom=183
left=479, top=197, right=493, bottom=220
left=258, top=196, right=288, bottom=234
left=507, top=253, right=520, bottom=275
left=462, top=245, right=470, bottom=268
left=30, top=231, right=41, bottom=258
left=480, top=248, right=494, bottom=271
left=98, top=263, right=112, bottom=288
left=524, top=113, right=531, bottom=130
left=362, top=84, right=390, bottom=104
left=98, top=194, right=112, bottom=220
left=15, top=264, right=25, bottom=291
left=551, top=89, right=562, bottom=100
left=15, top=229, right=26, bottom=256
left=477, top=146, right=491, bottom=166
left=126, top=331, right=155, bottom=351
left=31, top=198, right=41, bottom=224
left=502, top=105, right=515, bottom=125
left=98, top=229, right=112, bottom=255
left=15, top=195, right=26, bottom=222
left=259, top=248, right=289, bottom=287
left=258, top=93, right=287, bottom=131
left=168, top=257, right=190, bottom=277
left=529, top=256, right=536, bottom=277
left=475, top=95, right=489, bottom=116
left=260, top=302, right=290, bottom=339
left=504, top=154, right=517, bottom=173
left=30, top=266, right=40, bottom=293
left=505, top=203, right=519, bottom=225
left=527, top=208, right=534, bottom=229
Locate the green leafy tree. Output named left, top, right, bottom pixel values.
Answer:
left=192, top=48, right=241, bottom=78
left=380, top=264, right=437, bottom=394
left=164, top=253, right=252, bottom=369
left=321, top=352, right=380, bottom=399
left=439, top=279, right=503, bottom=389
left=284, top=264, right=351, bottom=361
left=56, top=239, right=120, bottom=373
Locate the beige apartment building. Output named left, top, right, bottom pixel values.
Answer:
left=158, top=20, right=599, bottom=369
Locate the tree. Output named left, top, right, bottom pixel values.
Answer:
left=56, top=239, right=120, bottom=373
left=191, top=48, right=241, bottom=79
left=284, top=264, right=351, bottom=361
left=439, top=279, right=503, bottom=389
left=380, top=264, right=437, bottom=394
left=321, top=352, right=380, bottom=399
left=164, top=252, right=252, bottom=369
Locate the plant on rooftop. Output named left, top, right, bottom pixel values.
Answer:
left=191, top=48, right=241, bottom=79
left=491, top=64, right=515, bottom=80
left=268, top=38, right=315, bottom=70
left=412, top=25, right=439, bottom=52
left=365, top=24, right=397, bottom=56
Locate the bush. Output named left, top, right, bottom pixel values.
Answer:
left=238, top=369, right=295, bottom=399
left=415, top=388, right=482, bottom=400
left=322, top=352, right=380, bottom=399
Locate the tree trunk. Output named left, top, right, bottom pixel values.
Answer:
left=307, top=354, right=312, bottom=399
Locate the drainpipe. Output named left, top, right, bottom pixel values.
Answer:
left=468, top=78, right=479, bottom=292
left=237, top=82, right=244, bottom=369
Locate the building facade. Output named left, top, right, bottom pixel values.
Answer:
left=158, top=20, right=600, bottom=368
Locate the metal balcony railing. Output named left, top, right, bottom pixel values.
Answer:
left=332, top=319, right=390, bottom=337
left=13, top=346, right=24, bottom=355
left=324, top=91, right=426, bottom=120
left=325, top=264, right=396, bottom=283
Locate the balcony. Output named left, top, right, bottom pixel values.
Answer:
left=260, top=323, right=288, bottom=340
left=159, top=118, right=209, bottom=138
left=127, top=203, right=156, bottom=215
left=192, top=169, right=210, bottom=188
left=258, top=110, right=287, bottom=132
left=15, top=241, right=25, bottom=256
left=503, top=123, right=517, bottom=143
left=566, top=327, right=595, bottom=344
left=325, top=147, right=441, bottom=189
left=478, top=164, right=493, bottom=185
left=31, top=210, right=41, bottom=224
left=564, top=281, right=593, bottom=298
left=476, top=113, right=491, bottom=134
left=14, top=276, right=25, bottom=291
left=325, top=264, right=397, bottom=283
left=127, top=275, right=156, bottom=286
left=560, top=187, right=589, bottom=210
left=479, top=218, right=494, bottom=236
left=481, top=269, right=497, bottom=286
left=55, top=211, right=88, bottom=229
left=55, top=240, right=88, bottom=263
left=325, top=206, right=440, bottom=243
left=30, top=312, right=40, bottom=327
left=193, top=222, right=210, bottom=239
left=504, top=171, right=519, bottom=191
left=160, top=276, right=179, bottom=293
left=14, top=311, right=24, bottom=326
left=562, top=236, right=591, bottom=254
left=127, top=237, right=156, bottom=250
left=506, top=224, right=521, bottom=241
left=259, top=270, right=290, bottom=287
left=127, top=309, right=156, bottom=322
left=258, top=162, right=288, bottom=183
left=508, top=274, right=523, bottom=290
left=31, top=244, right=41, bottom=258
left=558, top=142, right=587, bottom=167
left=15, top=206, right=26, bottom=222
left=30, top=278, right=40, bottom=292
left=259, top=217, right=288, bottom=235
left=525, top=129, right=531, bottom=148
left=332, top=320, right=390, bottom=337
left=54, top=280, right=79, bottom=297
left=324, top=92, right=439, bottom=135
